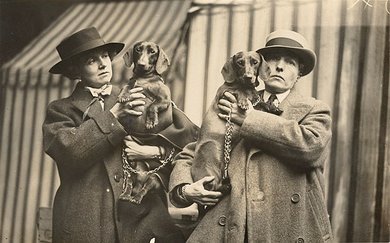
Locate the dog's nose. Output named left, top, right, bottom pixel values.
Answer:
left=243, top=75, right=254, bottom=82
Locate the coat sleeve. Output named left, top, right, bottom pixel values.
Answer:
left=42, top=100, right=127, bottom=173
left=240, top=99, right=332, bottom=169
left=168, top=142, right=197, bottom=207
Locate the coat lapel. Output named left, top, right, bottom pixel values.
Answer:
left=70, top=83, right=121, bottom=118
left=247, top=88, right=314, bottom=157
left=278, top=88, right=314, bottom=123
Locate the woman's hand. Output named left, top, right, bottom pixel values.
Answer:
left=217, top=92, right=254, bottom=126
left=123, top=135, right=163, bottom=161
left=183, top=176, right=223, bottom=206
left=110, top=87, right=146, bottom=119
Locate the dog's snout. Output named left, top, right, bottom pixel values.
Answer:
left=243, top=74, right=256, bottom=84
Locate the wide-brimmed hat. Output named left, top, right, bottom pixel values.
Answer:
left=257, top=30, right=316, bottom=76
left=49, top=27, right=125, bottom=74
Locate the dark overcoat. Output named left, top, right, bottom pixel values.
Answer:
left=43, top=83, right=197, bottom=243
left=169, top=88, right=333, bottom=242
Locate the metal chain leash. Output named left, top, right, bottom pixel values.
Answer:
left=223, top=107, right=234, bottom=180
left=121, top=147, right=175, bottom=190
left=222, top=94, right=260, bottom=180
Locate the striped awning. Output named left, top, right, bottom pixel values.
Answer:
left=1, top=0, right=192, bottom=87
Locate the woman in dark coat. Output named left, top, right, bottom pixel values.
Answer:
left=43, top=27, right=197, bottom=243
left=169, top=30, right=333, bottom=242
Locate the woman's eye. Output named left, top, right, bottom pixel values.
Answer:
left=87, top=58, right=95, bottom=64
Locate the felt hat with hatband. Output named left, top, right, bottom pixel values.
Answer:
left=257, top=30, right=316, bottom=76
left=49, top=27, right=124, bottom=74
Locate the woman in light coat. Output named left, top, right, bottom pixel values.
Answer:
left=169, top=30, right=333, bottom=242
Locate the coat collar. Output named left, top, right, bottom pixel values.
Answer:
left=70, top=82, right=120, bottom=116
left=259, top=88, right=314, bottom=122
left=278, top=88, right=315, bottom=122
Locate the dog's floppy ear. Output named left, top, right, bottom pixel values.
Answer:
left=221, top=57, right=236, bottom=83
left=156, top=46, right=170, bottom=75
left=123, top=47, right=133, bottom=68
left=258, top=54, right=270, bottom=81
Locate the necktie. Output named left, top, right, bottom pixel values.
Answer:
left=82, top=84, right=112, bottom=121
left=254, top=93, right=283, bottom=115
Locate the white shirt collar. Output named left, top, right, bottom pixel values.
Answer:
left=263, top=89, right=290, bottom=103
left=85, top=83, right=112, bottom=97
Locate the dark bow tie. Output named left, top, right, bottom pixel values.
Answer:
left=254, top=93, right=283, bottom=115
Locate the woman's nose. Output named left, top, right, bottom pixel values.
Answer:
left=98, top=58, right=107, bottom=69
left=275, top=60, right=285, bottom=72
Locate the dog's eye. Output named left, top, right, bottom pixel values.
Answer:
left=135, top=47, right=142, bottom=52
left=237, top=60, right=244, bottom=66
left=150, top=49, right=156, bottom=54
left=252, top=60, right=258, bottom=65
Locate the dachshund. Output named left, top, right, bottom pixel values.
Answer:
left=118, top=41, right=172, bottom=204
left=118, top=41, right=172, bottom=133
left=190, top=51, right=270, bottom=194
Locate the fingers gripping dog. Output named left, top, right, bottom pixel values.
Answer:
left=190, top=51, right=270, bottom=194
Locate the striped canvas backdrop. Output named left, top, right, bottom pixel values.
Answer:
left=0, top=0, right=389, bottom=242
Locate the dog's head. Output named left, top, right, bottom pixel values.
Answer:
left=221, top=51, right=270, bottom=87
left=123, top=41, right=170, bottom=77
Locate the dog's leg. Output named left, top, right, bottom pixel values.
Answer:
left=119, top=171, right=134, bottom=201
left=145, top=84, right=171, bottom=129
left=131, top=174, right=161, bottom=204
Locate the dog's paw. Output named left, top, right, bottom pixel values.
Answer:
left=238, top=99, right=250, bottom=110
left=130, top=195, right=143, bottom=204
left=119, top=193, right=134, bottom=202
left=145, top=118, right=158, bottom=129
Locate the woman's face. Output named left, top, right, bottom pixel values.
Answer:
left=77, top=48, right=113, bottom=88
left=263, top=50, right=301, bottom=94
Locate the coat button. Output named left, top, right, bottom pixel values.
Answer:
left=114, top=174, right=121, bottom=182
left=258, top=191, right=265, bottom=201
left=296, top=237, right=304, bottom=243
left=218, top=215, right=227, bottom=226
left=291, top=193, right=300, bottom=203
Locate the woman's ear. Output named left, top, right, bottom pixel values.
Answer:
left=64, top=63, right=81, bottom=80
left=221, top=57, right=236, bottom=83
left=156, top=46, right=170, bottom=75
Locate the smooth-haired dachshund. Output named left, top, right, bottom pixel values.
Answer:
left=190, top=51, right=270, bottom=194
left=119, top=41, right=172, bottom=134
left=118, top=41, right=172, bottom=204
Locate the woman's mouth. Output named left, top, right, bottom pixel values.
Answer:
left=270, top=75, right=284, bottom=81
left=99, top=72, right=109, bottom=76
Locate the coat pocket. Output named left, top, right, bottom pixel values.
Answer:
left=308, top=189, right=332, bottom=241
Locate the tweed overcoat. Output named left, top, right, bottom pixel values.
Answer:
left=169, top=88, right=333, bottom=242
left=43, top=83, right=196, bottom=243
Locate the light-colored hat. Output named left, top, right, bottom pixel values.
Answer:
left=257, top=30, right=316, bottom=76
left=49, top=27, right=124, bottom=74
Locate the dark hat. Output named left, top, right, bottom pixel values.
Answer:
left=49, top=27, right=125, bottom=74
left=257, top=30, right=316, bottom=76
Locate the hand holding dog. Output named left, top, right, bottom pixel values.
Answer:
left=183, top=176, right=223, bottom=206
left=124, top=135, right=162, bottom=161
left=111, top=87, right=146, bottom=120
left=217, top=91, right=254, bottom=126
